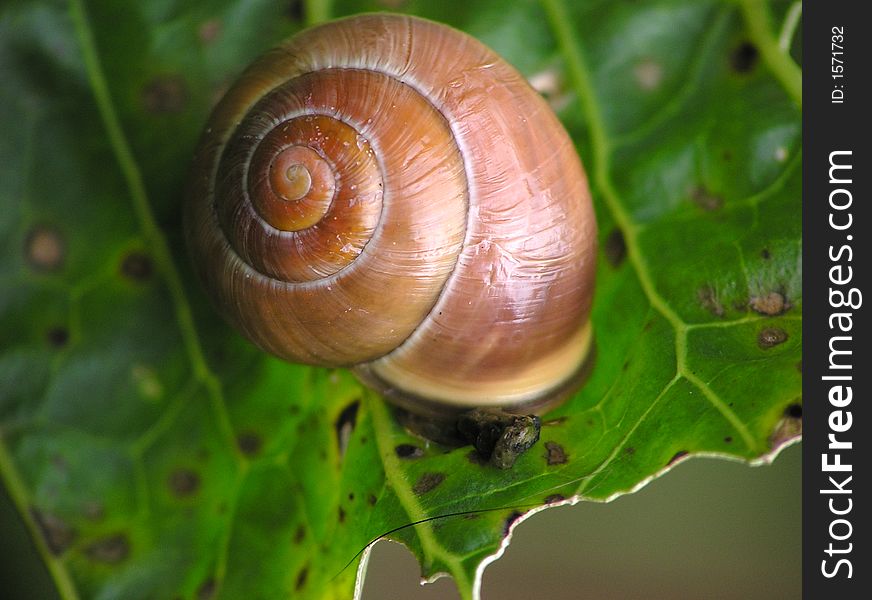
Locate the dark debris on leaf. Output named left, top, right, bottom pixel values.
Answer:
left=458, top=409, right=541, bottom=469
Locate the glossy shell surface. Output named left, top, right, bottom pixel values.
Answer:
left=186, top=14, right=597, bottom=408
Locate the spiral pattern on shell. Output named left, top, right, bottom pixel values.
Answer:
left=186, top=14, right=597, bottom=409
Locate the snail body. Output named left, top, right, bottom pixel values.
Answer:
left=186, top=14, right=597, bottom=413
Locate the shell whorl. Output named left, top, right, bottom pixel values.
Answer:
left=186, top=14, right=597, bottom=409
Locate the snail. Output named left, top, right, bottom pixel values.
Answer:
left=185, top=13, right=597, bottom=419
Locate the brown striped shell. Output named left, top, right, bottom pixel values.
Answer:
left=185, top=14, right=597, bottom=413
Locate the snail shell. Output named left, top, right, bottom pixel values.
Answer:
left=185, top=14, right=597, bottom=413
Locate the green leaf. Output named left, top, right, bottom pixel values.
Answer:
left=0, top=0, right=801, bottom=599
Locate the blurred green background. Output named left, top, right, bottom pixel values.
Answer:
left=3, top=443, right=800, bottom=599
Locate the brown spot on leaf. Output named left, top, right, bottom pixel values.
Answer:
left=544, top=494, right=566, bottom=504
left=168, top=468, right=200, bottom=498
left=730, top=41, right=759, bottom=73
left=544, top=441, right=567, bottom=466
left=697, top=284, right=725, bottom=317
left=367, top=494, right=377, bottom=506
left=604, top=228, right=626, bottom=267
left=691, top=186, right=724, bottom=211
left=294, top=525, right=305, bottom=544
left=624, top=446, right=636, bottom=456
left=758, top=327, right=788, bottom=349
left=142, top=75, right=188, bottom=114
left=31, top=508, right=76, bottom=555
left=394, top=444, right=424, bottom=459
left=750, top=291, right=789, bottom=316
left=82, top=501, right=105, bottom=521
left=197, top=577, right=217, bottom=600
left=338, top=507, right=346, bottom=524
left=46, top=326, right=69, bottom=348
left=198, top=19, right=221, bottom=44
left=633, top=58, right=663, bottom=90
left=784, top=403, right=802, bottom=419
left=25, top=226, right=65, bottom=272
left=724, top=436, right=733, bottom=444
left=668, top=451, right=689, bottom=466
left=761, top=248, right=771, bottom=260
left=295, top=565, right=309, bottom=591
left=236, top=432, right=263, bottom=457
left=120, top=251, right=153, bottom=282
left=85, top=533, right=130, bottom=564
left=412, top=472, right=446, bottom=495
